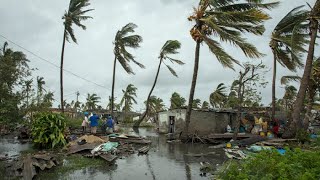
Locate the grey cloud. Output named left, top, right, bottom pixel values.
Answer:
left=0, top=0, right=317, bottom=111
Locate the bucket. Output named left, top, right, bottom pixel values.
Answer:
left=226, top=143, right=232, bottom=148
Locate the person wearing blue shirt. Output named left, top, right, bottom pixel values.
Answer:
left=89, top=112, right=99, bottom=134
left=106, top=116, right=114, bottom=133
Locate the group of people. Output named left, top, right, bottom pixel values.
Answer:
left=81, top=112, right=115, bottom=134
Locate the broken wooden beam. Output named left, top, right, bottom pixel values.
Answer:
left=138, top=146, right=150, bottom=154
left=67, top=143, right=101, bottom=155
left=99, top=154, right=117, bottom=163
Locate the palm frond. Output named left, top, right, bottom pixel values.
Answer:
left=165, top=64, right=178, bottom=77
left=116, top=54, right=134, bottom=74
left=203, top=17, right=264, bottom=58
left=280, top=75, right=301, bottom=85
left=167, top=57, right=185, bottom=65
left=218, top=1, right=279, bottom=11
left=202, top=35, right=239, bottom=70
left=131, top=59, right=145, bottom=69
left=160, top=40, right=181, bottom=55
left=119, top=23, right=138, bottom=37
left=122, top=35, right=143, bottom=48
left=65, top=22, right=77, bottom=43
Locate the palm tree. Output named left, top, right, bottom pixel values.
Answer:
left=60, top=0, right=93, bottom=113
left=86, top=93, right=101, bottom=110
left=185, top=0, right=277, bottom=134
left=36, top=76, right=45, bottom=106
left=303, top=58, right=320, bottom=128
left=290, top=0, right=320, bottom=136
left=24, top=79, right=33, bottom=110
left=269, top=6, right=309, bottom=121
left=143, top=95, right=165, bottom=123
left=210, top=83, right=227, bottom=108
left=136, top=40, right=183, bottom=127
left=43, top=91, right=54, bottom=108
left=120, top=84, right=138, bottom=113
left=283, top=85, right=297, bottom=112
left=111, top=23, right=144, bottom=116
left=201, top=101, right=209, bottom=109
left=170, top=92, right=186, bottom=109
left=192, top=99, right=201, bottom=109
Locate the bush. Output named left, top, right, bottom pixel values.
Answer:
left=217, top=149, right=320, bottom=180
left=65, top=117, right=83, bottom=129
left=31, top=113, right=67, bottom=149
left=296, top=129, right=310, bottom=144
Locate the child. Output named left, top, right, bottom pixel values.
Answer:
left=82, top=112, right=89, bottom=134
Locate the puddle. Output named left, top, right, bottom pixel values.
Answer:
left=0, top=137, right=31, bottom=158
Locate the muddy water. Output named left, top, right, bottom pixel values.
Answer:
left=0, top=137, right=31, bottom=158
left=0, top=128, right=227, bottom=180
left=62, top=128, right=227, bottom=180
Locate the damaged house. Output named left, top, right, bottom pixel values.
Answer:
left=158, top=108, right=237, bottom=136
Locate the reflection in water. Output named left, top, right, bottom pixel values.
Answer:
left=146, top=155, right=156, bottom=180
left=183, top=146, right=192, bottom=180
left=43, top=127, right=226, bottom=180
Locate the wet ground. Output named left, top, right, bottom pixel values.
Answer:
left=1, top=128, right=227, bottom=180
left=0, top=136, right=31, bottom=158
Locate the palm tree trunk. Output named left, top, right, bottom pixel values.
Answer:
left=233, top=78, right=244, bottom=140
left=185, top=41, right=201, bottom=135
left=134, top=59, right=162, bottom=128
left=111, top=56, right=117, bottom=117
left=286, top=18, right=318, bottom=138
left=60, top=29, right=67, bottom=113
left=303, top=93, right=313, bottom=129
left=272, top=53, right=277, bottom=121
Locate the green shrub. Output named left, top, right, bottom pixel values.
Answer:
left=65, top=117, right=83, bottom=129
left=217, top=149, right=320, bottom=180
left=31, top=113, right=67, bottom=149
left=296, top=129, right=310, bottom=144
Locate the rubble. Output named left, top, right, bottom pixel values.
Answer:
left=15, top=153, right=58, bottom=180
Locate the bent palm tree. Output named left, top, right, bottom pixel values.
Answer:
left=185, top=0, right=278, bottom=134
left=60, top=0, right=93, bottom=113
left=210, top=83, right=227, bottom=108
left=289, top=0, right=320, bottom=137
left=120, top=84, right=138, bottom=114
left=111, top=23, right=144, bottom=116
left=134, top=40, right=183, bottom=128
left=144, top=96, right=165, bottom=124
left=170, top=92, right=186, bottom=109
left=270, top=6, right=309, bottom=121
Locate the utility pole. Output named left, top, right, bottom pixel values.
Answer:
left=76, top=91, right=80, bottom=112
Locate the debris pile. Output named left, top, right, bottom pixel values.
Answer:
left=15, top=153, right=58, bottom=180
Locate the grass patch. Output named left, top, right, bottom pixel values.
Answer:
left=35, top=154, right=106, bottom=180
left=65, top=118, right=82, bottom=129
left=216, top=148, right=320, bottom=180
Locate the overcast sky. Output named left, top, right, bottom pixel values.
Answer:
left=0, top=0, right=318, bottom=111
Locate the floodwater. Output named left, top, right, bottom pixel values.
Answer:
left=1, top=128, right=227, bottom=180
left=0, top=136, right=31, bottom=158
left=61, top=128, right=227, bottom=180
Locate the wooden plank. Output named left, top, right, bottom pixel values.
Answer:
left=99, top=154, right=117, bottom=162
left=207, top=133, right=255, bottom=139
left=22, top=154, right=37, bottom=180
left=138, top=146, right=150, bottom=154
left=67, top=143, right=101, bottom=155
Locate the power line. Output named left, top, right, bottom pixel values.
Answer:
left=0, top=34, right=110, bottom=91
